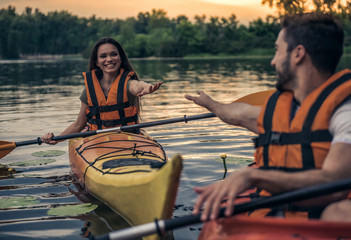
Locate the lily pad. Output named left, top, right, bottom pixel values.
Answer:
left=9, top=158, right=56, bottom=167
left=215, top=156, right=254, bottom=165
left=0, top=196, right=40, bottom=209
left=31, top=150, right=65, bottom=157
left=47, top=203, right=98, bottom=217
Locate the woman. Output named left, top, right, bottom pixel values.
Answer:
left=42, top=37, right=162, bottom=144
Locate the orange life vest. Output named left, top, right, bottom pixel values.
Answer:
left=83, top=68, right=138, bottom=131
left=251, top=69, right=351, bottom=218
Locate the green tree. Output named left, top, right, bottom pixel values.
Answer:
left=1, top=4, right=350, bottom=59
left=263, top=0, right=351, bottom=15
left=262, top=0, right=307, bottom=14
left=220, top=14, right=241, bottom=54
left=205, top=16, right=224, bottom=54
left=248, top=16, right=280, bottom=49
left=147, top=9, right=172, bottom=32
left=119, top=17, right=136, bottom=43
left=131, top=34, right=151, bottom=57
left=0, top=6, right=16, bottom=58
left=148, top=28, right=174, bottom=57
left=135, top=12, right=149, bottom=34
left=174, top=18, right=200, bottom=56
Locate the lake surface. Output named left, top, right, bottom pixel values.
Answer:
left=0, top=56, right=349, bottom=240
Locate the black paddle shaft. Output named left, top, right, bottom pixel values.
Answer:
left=14, top=113, right=215, bottom=147
left=14, top=131, right=97, bottom=147
left=164, top=177, right=351, bottom=231
left=119, top=113, right=215, bottom=131
left=93, top=178, right=351, bottom=240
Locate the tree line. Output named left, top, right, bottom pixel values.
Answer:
left=0, top=1, right=350, bottom=59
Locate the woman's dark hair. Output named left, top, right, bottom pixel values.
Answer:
left=88, top=37, right=139, bottom=80
left=88, top=37, right=141, bottom=113
left=281, top=12, right=344, bottom=74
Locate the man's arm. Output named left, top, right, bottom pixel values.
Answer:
left=185, top=91, right=262, bottom=133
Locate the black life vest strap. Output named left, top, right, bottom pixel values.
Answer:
left=117, top=70, right=130, bottom=126
left=86, top=71, right=102, bottom=129
left=254, top=128, right=332, bottom=170
left=261, top=91, right=281, bottom=168
left=258, top=203, right=324, bottom=219
left=287, top=204, right=325, bottom=219
left=253, top=130, right=332, bottom=148
left=259, top=165, right=313, bottom=172
left=88, top=115, right=138, bottom=128
left=87, top=101, right=132, bottom=119
left=301, top=72, right=351, bottom=168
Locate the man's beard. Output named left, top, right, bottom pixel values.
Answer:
left=275, top=54, right=295, bottom=91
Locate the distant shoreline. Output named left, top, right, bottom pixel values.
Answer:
left=13, top=50, right=275, bottom=61
left=1, top=50, right=350, bottom=62
left=19, top=54, right=83, bottom=60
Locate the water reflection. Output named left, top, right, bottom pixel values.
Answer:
left=0, top=56, right=350, bottom=240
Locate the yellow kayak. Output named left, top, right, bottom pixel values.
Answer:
left=68, top=131, right=182, bottom=239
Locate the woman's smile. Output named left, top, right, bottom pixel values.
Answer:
left=96, top=43, right=122, bottom=74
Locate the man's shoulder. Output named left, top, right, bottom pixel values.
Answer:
left=330, top=98, right=351, bottom=144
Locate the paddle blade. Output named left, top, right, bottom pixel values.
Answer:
left=0, top=141, right=16, bottom=159
left=234, top=90, right=274, bottom=106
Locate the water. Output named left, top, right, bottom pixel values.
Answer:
left=0, top=56, right=349, bottom=239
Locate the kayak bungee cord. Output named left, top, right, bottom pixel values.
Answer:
left=75, top=132, right=167, bottom=188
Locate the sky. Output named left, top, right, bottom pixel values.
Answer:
left=1, top=0, right=276, bottom=24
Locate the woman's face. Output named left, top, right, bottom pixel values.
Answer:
left=96, top=43, right=122, bottom=75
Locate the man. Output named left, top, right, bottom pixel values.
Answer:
left=185, top=12, right=351, bottom=221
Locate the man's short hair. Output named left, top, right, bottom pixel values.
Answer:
left=281, top=12, right=344, bottom=74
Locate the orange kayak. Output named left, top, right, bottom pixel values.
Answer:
left=199, top=216, right=351, bottom=240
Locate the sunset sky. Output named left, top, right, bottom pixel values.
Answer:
left=1, top=0, right=276, bottom=24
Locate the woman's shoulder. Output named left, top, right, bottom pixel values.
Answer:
left=79, top=87, right=88, bottom=105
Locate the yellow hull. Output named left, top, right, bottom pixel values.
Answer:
left=69, top=132, right=182, bottom=239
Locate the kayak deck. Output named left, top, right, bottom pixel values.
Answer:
left=68, top=132, right=182, bottom=234
left=199, top=215, right=351, bottom=239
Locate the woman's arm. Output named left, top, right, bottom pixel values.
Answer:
left=128, top=80, right=163, bottom=97
left=42, top=102, right=88, bottom=144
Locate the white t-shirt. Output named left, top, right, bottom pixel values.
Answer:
left=329, top=98, right=351, bottom=144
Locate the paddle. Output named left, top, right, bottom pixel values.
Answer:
left=93, top=178, right=351, bottom=240
left=0, top=89, right=274, bottom=159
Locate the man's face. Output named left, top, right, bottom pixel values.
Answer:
left=271, top=29, right=296, bottom=91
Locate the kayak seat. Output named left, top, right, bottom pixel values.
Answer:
left=102, top=158, right=165, bottom=169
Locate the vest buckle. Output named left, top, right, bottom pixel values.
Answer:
left=99, top=106, right=107, bottom=112
left=270, top=132, right=282, bottom=144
